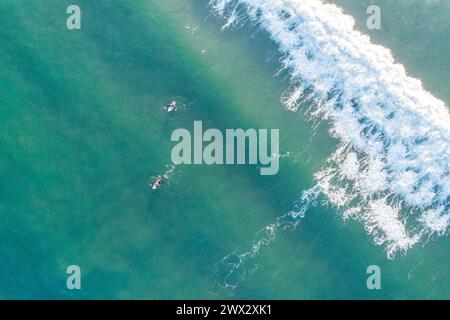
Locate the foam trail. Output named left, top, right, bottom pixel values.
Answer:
left=211, top=0, right=450, bottom=259
left=216, top=186, right=321, bottom=290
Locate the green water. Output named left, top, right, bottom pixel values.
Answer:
left=0, top=0, right=448, bottom=299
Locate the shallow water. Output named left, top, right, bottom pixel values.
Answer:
left=0, top=0, right=448, bottom=299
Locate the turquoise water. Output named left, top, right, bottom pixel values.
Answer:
left=0, top=0, right=448, bottom=299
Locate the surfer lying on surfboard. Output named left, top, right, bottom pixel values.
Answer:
left=165, top=101, right=177, bottom=112
left=150, top=175, right=168, bottom=190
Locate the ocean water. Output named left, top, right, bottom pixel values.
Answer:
left=0, top=0, right=448, bottom=299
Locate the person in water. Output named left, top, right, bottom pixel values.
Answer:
left=151, top=175, right=168, bottom=190
left=165, top=101, right=177, bottom=112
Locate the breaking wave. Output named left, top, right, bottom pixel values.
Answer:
left=210, top=0, right=450, bottom=261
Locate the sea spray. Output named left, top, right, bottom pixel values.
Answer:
left=210, top=0, right=450, bottom=264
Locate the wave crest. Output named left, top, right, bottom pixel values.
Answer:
left=211, top=0, right=450, bottom=258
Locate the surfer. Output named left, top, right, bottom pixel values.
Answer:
left=150, top=175, right=168, bottom=190
left=165, top=101, right=177, bottom=112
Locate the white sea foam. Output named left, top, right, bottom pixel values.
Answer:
left=216, top=186, right=321, bottom=290
left=211, top=0, right=450, bottom=258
